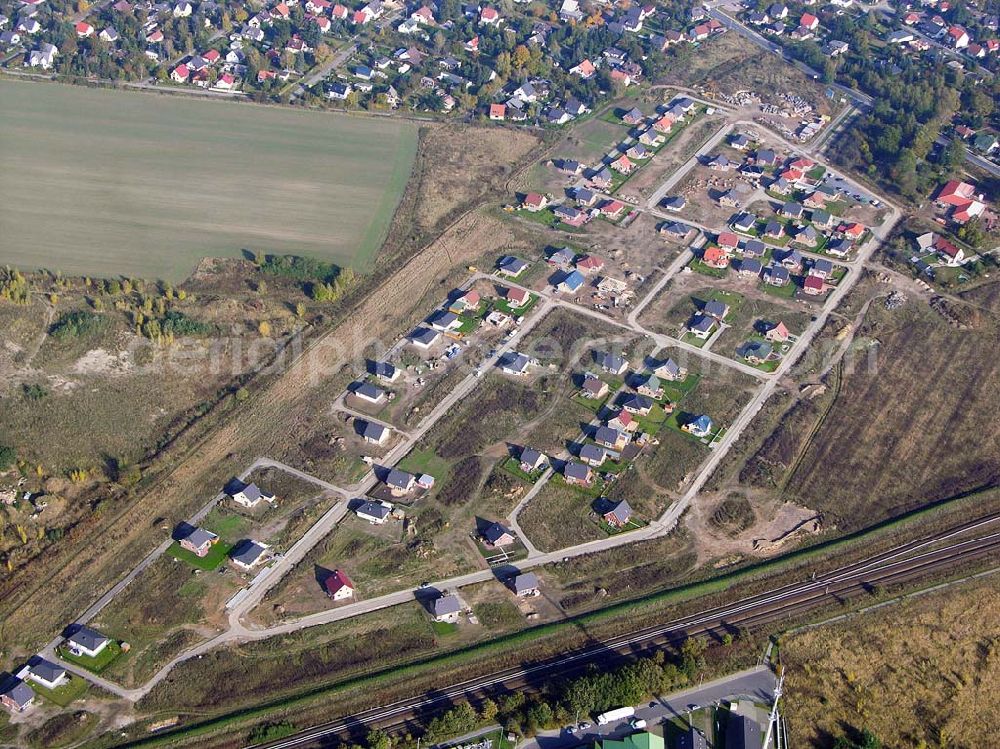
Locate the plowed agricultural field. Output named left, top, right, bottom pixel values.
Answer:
left=0, top=81, right=417, bottom=281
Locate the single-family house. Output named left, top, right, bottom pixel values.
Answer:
left=510, top=572, right=539, bottom=596
left=803, top=274, right=825, bottom=295
left=519, top=447, right=547, bottom=473
left=742, top=239, right=766, bottom=258
left=581, top=376, right=609, bottom=400
left=781, top=201, right=804, bottom=219
left=430, top=593, right=461, bottom=622
left=765, top=321, right=790, bottom=342
left=356, top=500, right=393, bottom=524
left=809, top=258, right=834, bottom=278
left=481, top=521, right=515, bottom=547
left=704, top=300, right=730, bottom=320
left=230, top=539, right=269, bottom=570
left=654, top=358, right=687, bottom=381
left=597, top=351, right=628, bottom=376
left=353, top=381, right=387, bottom=404
left=702, top=246, right=730, bottom=269
left=179, top=526, right=218, bottom=557
left=570, top=58, right=597, bottom=78
left=682, top=414, right=714, bottom=438
left=688, top=315, right=716, bottom=339
left=603, top=499, right=633, bottom=527
left=324, top=569, right=355, bottom=600
left=663, top=196, right=686, bottom=212
left=739, top=258, right=763, bottom=277
left=522, top=192, right=548, bottom=212
left=498, top=256, right=529, bottom=278
left=408, top=327, right=441, bottom=349
left=0, top=680, right=34, bottom=713
left=20, top=659, right=68, bottom=691
left=766, top=264, right=790, bottom=286
left=636, top=373, right=663, bottom=398
left=558, top=269, right=586, bottom=293
left=563, top=461, right=593, bottom=486
left=621, top=393, right=654, bottom=416
left=740, top=339, right=773, bottom=364
left=66, top=626, right=110, bottom=659
left=608, top=408, right=637, bottom=433
left=385, top=468, right=416, bottom=495
left=228, top=481, right=276, bottom=509
left=576, top=255, right=605, bottom=274
left=594, top=426, right=629, bottom=451
left=580, top=442, right=607, bottom=467
left=361, top=420, right=390, bottom=445
left=499, top=352, right=532, bottom=376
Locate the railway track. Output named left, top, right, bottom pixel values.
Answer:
left=247, top=514, right=1000, bottom=749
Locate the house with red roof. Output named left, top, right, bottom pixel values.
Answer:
left=570, top=58, right=596, bottom=79
left=465, top=35, right=479, bottom=52
left=951, top=200, right=985, bottom=224
left=600, top=200, right=627, bottom=219
left=214, top=72, right=235, bottom=90
left=576, top=255, right=605, bottom=274
left=504, top=286, right=529, bottom=307
left=521, top=193, right=548, bottom=212
left=935, top=180, right=977, bottom=206
left=331, top=3, right=348, bottom=18
left=202, top=48, right=220, bottom=64
left=479, top=6, right=500, bottom=25
left=75, top=21, right=94, bottom=37
left=652, top=115, right=674, bottom=133
left=324, top=569, right=355, bottom=600
left=702, top=246, right=730, bottom=269
left=765, top=321, right=790, bottom=342
left=170, top=63, right=190, bottom=82
left=836, top=222, right=865, bottom=240
left=610, top=154, right=635, bottom=174
left=802, top=275, right=825, bottom=295
left=489, top=103, right=506, bottom=121
left=717, top=232, right=739, bottom=251
left=947, top=25, right=969, bottom=48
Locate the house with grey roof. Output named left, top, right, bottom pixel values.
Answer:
left=66, top=626, right=110, bottom=659
left=20, top=658, right=67, bottom=691
left=704, top=300, right=730, bottom=320
left=356, top=500, right=393, bottom=524
left=603, top=498, right=632, bottom=527
left=428, top=309, right=461, bottom=332
left=594, top=426, right=628, bottom=450
left=742, top=239, right=766, bottom=257
left=179, top=526, right=219, bottom=557
left=361, top=420, right=390, bottom=445
left=430, top=593, right=462, bottom=622
left=385, top=468, right=416, bottom=495
left=353, top=381, right=387, bottom=404
left=407, top=326, right=441, bottom=349
left=766, top=264, right=790, bottom=286
left=654, top=357, right=687, bottom=381
left=0, top=679, right=34, bottom=713
left=510, top=572, right=539, bottom=596
left=596, top=351, right=628, bottom=376
left=498, top=256, right=529, bottom=277
left=621, top=393, right=653, bottom=415
left=499, top=352, right=532, bottom=376
left=688, top=315, right=716, bottom=339
left=230, top=539, right=269, bottom=570
left=519, top=447, right=547, bottom=473
left=228, top=481, right=276, bottom=509
left=563, top=461, right=593, bottom=486
left=579, top=442, right=607, bottom=467
left=481, top=521, right=515, bottom=547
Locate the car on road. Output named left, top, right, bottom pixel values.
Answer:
left=578, top=722, right=592, bottom=730
left=630, top=718, right=647, bottom=730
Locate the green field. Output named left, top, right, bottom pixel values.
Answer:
left=0, top=81, right=418, bottom=282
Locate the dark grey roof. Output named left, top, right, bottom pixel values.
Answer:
left=657, top=358, right=681, bottom=376
left=355, top=381, right=385, bottom=400
left=725, top=713, right=762, bottom=749
left=362, top=421, right=388, bottom=441
left=230, top=539, right=267, bottom=566
left=408, top=327, right=439, bottom=345
left=0, top=679, right=33, bottom=709
left=743, top=239, right=766, bottom=256
left=580, top=443, right=606, bottom=463
left=605, top=498, right=632, bottom=524
left=691, top=315, right=714, bottom=333
left=68, top=626, right=109, bottom=652
left=372, top=360, right=396, bottom=378
left=27, top=658, right=65, bottom=684
left=520, top=447, right=544, bottom=466
left=704, top=300, right=728, bottom=318
left=182, top=526, right=217, bottom=548
left=678, top=726, right=708, bottom=749
left=357, top=500, right=391, bottom=520
left=499, top=256, right=529, bottom=273
left=386, top=468, right=414, bottom=489
left=594, top=426, right=623, bottom=445
left=428, top=309, right=458, bottom=328
left=740, top=258, right=763, bottom=274
left=564, top=461, right=591, bottom=481
left=499, top=352, right=530, bottom=373
left=598, top=351, right=626, bottom=372
left=233, top=482, right=268, bottom=502
left=482, top=521, right=513, bottom=544
left=623, top=393, right=653, bottom=411
left=813, top=258, right=834, bottom=273
left=512, top=572, right=539, bottom=593
left=432, top=594, right=461, bottom=616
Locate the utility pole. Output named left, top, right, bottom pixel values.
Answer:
left=762, top=672, right=784, bottom=749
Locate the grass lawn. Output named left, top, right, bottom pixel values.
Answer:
left=761, top=280, right=798, bottom=299
left=0, top=80, right=417, bottom=281
left=57, top=641, right=123, bottom=674
left=635, top=405, right=670, bottom=434
left=494, top=293, right=539, bottom=317
left=430, top=620, right=459, bottom=636
left=501, top=457, right=543, bottom=484
left=166, top=540, right=233, bottom=571
left=397, top=448, right=452, bottom=483
left=660, top=374, right=701, bottom=404
left=689, top=259, right=730, bottom=278
left=28, top=674, right=90, bottom=707
left=682, top=332, right=711, bottom=348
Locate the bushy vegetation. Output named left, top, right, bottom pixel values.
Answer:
left=0, top=445, right=16, bottom=472
left=50, top=310, right=108, bottom=340
left=259, top=254, right=342, bottom=283
left=248, top=720, right=297, bottom=743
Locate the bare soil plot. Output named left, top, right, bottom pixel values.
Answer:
left=783, top=575, right=1000, bottom=748
left=624, top=116, right=728, bottom=200
left=269, top=409, right=381, bottom=488
left=781, top=301, right=1000, bottom=529
left=0, top=80, right=418, bottom=282
left=545, top=527, right=698, bottom=613
left=517, top=476, right=609, bottom=552
left=674, top=164, right=761, bottom=229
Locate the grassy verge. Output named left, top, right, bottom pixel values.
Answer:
left=57, top=641, right=123, bottom=674
left=28, top=674, right=90, bottom=707
left=166, top=541, right=233, bottom=571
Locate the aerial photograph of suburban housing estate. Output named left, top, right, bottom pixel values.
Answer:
left=0, top=0, right=999, bottom=743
